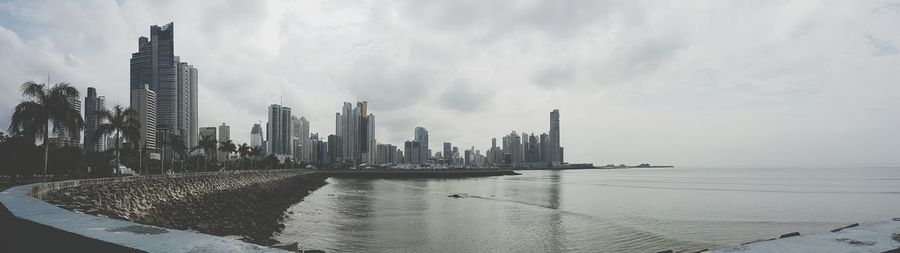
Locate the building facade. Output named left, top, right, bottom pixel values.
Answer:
left=83, top=87, right=105, bottom=152
left=131, top=84, right=157, bottom=151
left=267, top=104, right=292, bottom=156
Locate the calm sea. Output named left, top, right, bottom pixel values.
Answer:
left=276, top=167, right=900, bottom=252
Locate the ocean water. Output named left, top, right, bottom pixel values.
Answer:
left=276, top=167, right=900, bottom=252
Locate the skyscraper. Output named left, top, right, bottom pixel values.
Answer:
left=414, top=127, right=429, bottom=161
left=443, top=142, right=452, bottom=160
left=218, top=123, right=230, bottom=161
left=189, top=66, right=198, bottom=147
left=267, top=104, right=292, bottom=156
left=250, top=123, right=263, bottom=148
left=404, top=140, right=422, bottom=164
left=83, top=87, right=104, bottom=152
left=299, top=116, right=310, bottom=162
left=335, top=101, right=374, bottom=165
left=130, top=22, right=198, bottom=150
left=550, top=109, right=561, bottom=165
left=327, top=134, right=342, bottom=164
left=176, top=58, right=198, bottom=146
left=131, top=84, right=157, bottom=151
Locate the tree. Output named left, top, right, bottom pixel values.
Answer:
left=0, top=133, right=41, bottom=177
left=8, top=81, right=84, bottom=176
left=198, top=136, right=217, bottom=171
left=237, top=143, right=250, bottom=170
left=248, top=146, right=262, bottom=170
left=93, top=105, right=140, bottom=175
left=263, top=154, right=280, bottom=170
left=161, top=133, right=188, bottom=173
left=218, top=140, right=237, bottom=170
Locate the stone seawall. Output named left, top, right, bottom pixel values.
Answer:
left=42, top=171, right=327, bottom=245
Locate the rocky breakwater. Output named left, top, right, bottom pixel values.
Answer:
left=42, top=171, right=327, bottom=245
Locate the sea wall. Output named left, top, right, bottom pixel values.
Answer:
left=41, top=170, right=327, bottom=245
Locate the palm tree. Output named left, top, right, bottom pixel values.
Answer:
left=198, top=136, right=217, bottom=171
left=218, top=140, right=237, bottom=170
left=8, top=81, right=84, bottom=176
left=93, top=105, right=140, bottom=175
left=161, top=133, right=187, bottom=173
left=237, top=143, right=250, bottom=170
left=249, top=146, right=262, bottom=170
left=170, top=135, right=187, bottom=172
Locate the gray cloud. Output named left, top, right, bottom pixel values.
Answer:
left=1, top=0, right=899, bottom=167
left=438, top=80, right=492, bottom=113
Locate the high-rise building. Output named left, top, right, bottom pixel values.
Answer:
left=502, top=131, right=522, bottom=166
left=550, top=109, right=561, bottom=165
left=299, top=116, right=310, bottom=162
left=366, top=114, right=375, bottom=164
left=539, top=133, right=550, bottom=163
left=335, top=101, right=374, bottom=165
left=131, top=84, right=157, bottom=151
left=83, top=87, right=105, bottom=152
left=176, top=58, right=198, bottom=146
left=267, top=104, right=292, bottom=156
left=250, top=123, right=263, bottom=148
left=130, top=22, right=198, bottom=149
left=404, top=140, right=422, bottom=164
left=327, top=134, right=342, bottom=164
left=414, top=127, right=429, bottom=161
left=218, top=123, right=230, bottom=161
left=189, top=66, right=198, bottom=147
left=443, top=142, right=452, bottom=160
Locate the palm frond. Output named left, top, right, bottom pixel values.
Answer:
left=20, top=81, right=46, bottom=101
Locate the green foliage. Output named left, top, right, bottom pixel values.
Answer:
left=0, top=133, right=42, bottom=177
left=7, top=81, right=84, bottom=175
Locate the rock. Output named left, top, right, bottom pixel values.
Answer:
left=831, top=223, right=859, bottom=232
left=741, top=238, right=775, bottom=245
left=300, top=250, right=326, bottom=253
left=654, top=250, right=673, bottom=253
left=893, top=218, right=900, bottom=221
left=448, top=194, right=462, bottom=198
left=893, top=233, right=900, bottom=243
left=271, top=242, right=299, bottom=251
left=779, top=232, right=801, bottom=239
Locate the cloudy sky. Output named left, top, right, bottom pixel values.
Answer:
left=1, top=0, right=899, bottom=167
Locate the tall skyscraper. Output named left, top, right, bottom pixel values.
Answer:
left=335, top=101, right=374, bottom=165
left=176, top=58, right=198, bottom=146
left=550, top=109, right=561, bottom=164
left=366, top=113, right=375, bottom=164
left=131, top=84, right=157, bottom=151
left=299, top=116, right=310, bottom=162
left=189, top=67, right=198, bottom=147
left=267, top=104, right=292, bottom=156
left=414, top=127, right=429, bottom=161
left=443, top=142, right=452, bottom=160
left=404, top=140, right=422, bottom=164
left=250, top=123, right=263, bottom=148
left=502, top=131, right=523, bottom=165
left=218, top=123, right=230, bottom=161
left=83, top=87, right=104, bottom=152
left=131, top=22, right=198, bottom=150
left=327, top=134, right=342, bottom=164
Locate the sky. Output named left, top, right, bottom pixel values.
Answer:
left=1, top=0, right=899, bottom=168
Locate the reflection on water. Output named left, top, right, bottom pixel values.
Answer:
left=277, top=167, right=900, bottom=252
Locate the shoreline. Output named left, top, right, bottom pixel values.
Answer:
left=2, top=169, right=518, bottom=252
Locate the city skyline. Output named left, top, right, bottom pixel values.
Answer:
left=1, top=1, right=899, bottom=167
